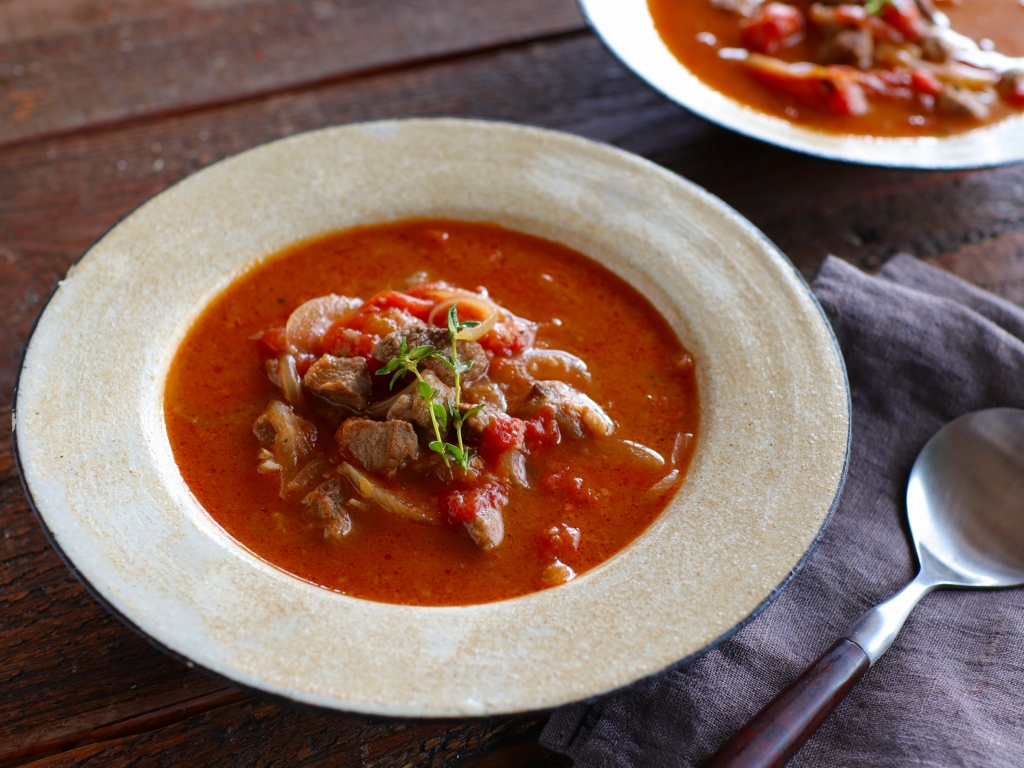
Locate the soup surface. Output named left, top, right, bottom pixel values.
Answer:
left=165, top=220, right=699, bottom=606
left=649, top=0, right=1024, bottom=137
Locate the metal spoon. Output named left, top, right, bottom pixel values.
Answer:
left=706, top=408, right=1024, bottom=768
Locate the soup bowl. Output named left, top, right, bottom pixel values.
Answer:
left=14, top=118, right=849, bottom=717
left=579, top=0, right=1024, bottom=169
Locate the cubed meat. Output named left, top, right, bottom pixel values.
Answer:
left=253, top=400, right=318, bottom=496
left=303, top=355, right=372, bottom=410
left=518, top=380, right=615, bottom=438
left=303, top=478, right=353, bottom=540
left=919, top=33, right=955, bottom=64
left=372, top=327, right=488, bottom=385
left=441, top=480, right=509, bottom=550
left=937, top=84, right=990, bottom=120
left=818, top=28, right=873, bottom=70
left=386, top=369, right=454, bottom=429
left=337, top=418, right=419, bottom=474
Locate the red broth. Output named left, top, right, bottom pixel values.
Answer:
left=165, top=220, right=699, bottom=606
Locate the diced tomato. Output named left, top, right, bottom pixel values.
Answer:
left=364, top=290, right=434, bottom=321
left=441, top=480, right=508, bottom=526
left=538, top=523, right=581, bottom=560
left=524, top=407, right=561, bottom=449
left=745, top=55, right=868, bottom=116
left=542, top=470, right=597, bottom=505
left=295, top=354, right=315, bottom=377
left=879, top=0, right=925, bottom=42
left=910, top=68, right=942, bottom=97
left=998, top=72, right=1024, bottom=106
left=319, top=321, right=377, bottom=358
left=740, top=3, right=805, bottom=55
left=255, top=326, right=287, bottom=357
left=479, top=316, right=536, bottom=357
left=479, top=414, right=527, bottom=462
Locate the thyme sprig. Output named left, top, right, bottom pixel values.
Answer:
left=374, top=303, right=485, bottom=477
left=375, top=338, right=452, bottom=471
left=863, top=0, right=895, bottom=16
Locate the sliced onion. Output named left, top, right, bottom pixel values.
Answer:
left=286, top=457, right=330, bottom=495
left=622, top=440, right=665, bottom=469
left=638, top=469, right=681, bottom=505
left=428, top=294, right=501, bottom=342
left=518, top=348, right=591, bottom=383
left=366, top=380, right=417, bottom=418
left=339, top=462, right=437, bottom=524
left=285, top=294, right=362, bottom=355
left=500, top=448, right=530, bottom=489
left=671, top=432, right=694, bottom=467
left=278, top=354, right=304, bottom=408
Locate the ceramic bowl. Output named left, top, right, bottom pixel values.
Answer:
left=579, top=0, right=1024, bottom=168
left=14, top=119, right=849, bottom=717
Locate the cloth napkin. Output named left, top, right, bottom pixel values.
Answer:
left=541, top=254, right=1024, bottom=768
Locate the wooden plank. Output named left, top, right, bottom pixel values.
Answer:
left=3, top=30, right=1024, bottom=765
left=19, top=700, right=556, bottom=768
left=0, top=0, right=585, bottom=147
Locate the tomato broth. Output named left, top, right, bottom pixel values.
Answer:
left=165, top=220, right=699, bottom=606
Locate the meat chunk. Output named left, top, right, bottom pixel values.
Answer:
left=919, top=33, right=955, bottom=64
left=372, top=327, right=488, bottom=386
left=337, top=418, right=419, bottom=474
left=818, top=28, right=873, bottom=70
left=253, top=400, right=318, bottom=496
left=303, top=478, right=352, bottom=540
left=386, top=369, right=454, bottom=429
left=303, top=355, right=372, bottom=410
left=937, top=84, right=990, bottom=120
left=518, top=381, right=614, bottom=438
left=441, top=481, right=509, bottom=551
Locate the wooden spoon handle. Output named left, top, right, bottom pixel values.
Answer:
left=703, top=639, right=870, bottom=768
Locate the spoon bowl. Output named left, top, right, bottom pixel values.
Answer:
left=909, top=408, right=1024, bottom=588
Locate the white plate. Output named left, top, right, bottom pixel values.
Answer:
left=580, top=0, right=1024, bottom=168
left=14, top=119, right=849, bottom=716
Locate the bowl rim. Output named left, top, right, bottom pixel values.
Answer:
left=577, top=0, right=1024, bottom=169
left=13, top=117, right=852, bottom=717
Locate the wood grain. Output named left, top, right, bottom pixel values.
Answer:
left=19, top=701, right=555, bottom=768
left=0, top=0, right=585, bottom=148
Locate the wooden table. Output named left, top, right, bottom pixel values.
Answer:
left=1, top=1, right=1022, bottom=765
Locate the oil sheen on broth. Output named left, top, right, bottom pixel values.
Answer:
left=165, top=220, right=699, bottom=606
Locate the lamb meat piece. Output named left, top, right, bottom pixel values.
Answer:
left=818, top=28, right=873, bottom=69
left=518, top=380, right=614, bottom=438
left=937, top=84, right=990, bottom=120
left=337, top=417, right=419, bottom=474
left=442, top=480, right=508, bottom=551
left=462, top=403, right=503, bottom=436
left=253, top=400, right=318, bottom=496
left=303, top=478, right=353, bottom=540
left=386, top=369, right=454, bottom=429
left=919, top=33, right=955, bottom=63
left=372, top=327, right=489, bottom=385
left=303, top=355, right=371, bottom=410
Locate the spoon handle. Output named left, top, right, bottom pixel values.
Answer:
left=703, top=638, right=869, bottom=768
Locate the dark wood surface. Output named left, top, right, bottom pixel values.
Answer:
left=1, top=1, right=1022, bottom=766
left=705, top=639, right=870, bottom=768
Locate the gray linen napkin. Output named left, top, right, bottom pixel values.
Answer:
left=542, top=254, right=1024, bottom=768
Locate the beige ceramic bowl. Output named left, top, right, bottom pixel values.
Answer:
left=14, top=119, right=849, bottom=717
left=580, top=0, right=1024, bottom=168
